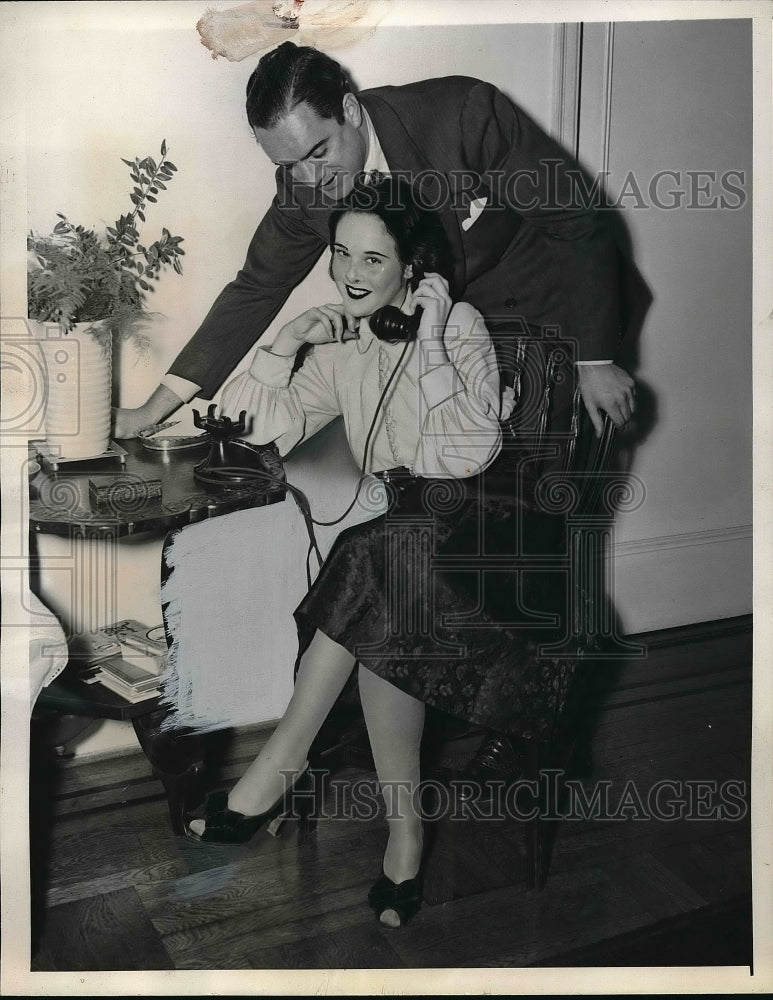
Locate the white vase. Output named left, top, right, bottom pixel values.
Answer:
left=33, top=320, right=113, bottom=459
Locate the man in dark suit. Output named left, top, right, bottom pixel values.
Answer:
left=113, top=41, right=636, bottom=440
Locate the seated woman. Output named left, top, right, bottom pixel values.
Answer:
left=187, top=176, right=544, bottom=927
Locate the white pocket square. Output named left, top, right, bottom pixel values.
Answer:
left=461, top=196, right=487, bottom=231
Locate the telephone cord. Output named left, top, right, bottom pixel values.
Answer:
left=310, top=338, right=411, bottom=528
left=203, top=338, right=410, bottom=586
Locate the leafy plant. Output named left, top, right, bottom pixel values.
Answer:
left=27, top=140, right=185, bottom=344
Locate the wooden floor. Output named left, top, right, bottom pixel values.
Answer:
left=29, top=618, right=753, bottom=972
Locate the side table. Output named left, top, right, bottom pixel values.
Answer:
left=29, top=435, right=286, bottom=833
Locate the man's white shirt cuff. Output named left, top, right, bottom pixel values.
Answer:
left=162, top=373, right=201, bottom=403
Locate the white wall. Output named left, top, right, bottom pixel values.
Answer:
left=577, top=20, right=753, bottom=632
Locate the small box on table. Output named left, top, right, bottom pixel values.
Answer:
left=88, top=477, right=162, bottom=512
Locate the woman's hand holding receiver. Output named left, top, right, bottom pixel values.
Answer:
left=412, top=272, right=452, bottom=363
left=270, top=303, right=347, bottom=357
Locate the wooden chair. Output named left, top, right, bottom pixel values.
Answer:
left=478, top=338, right=619, bottom=892
left=308, top=329, right=628, bottom=897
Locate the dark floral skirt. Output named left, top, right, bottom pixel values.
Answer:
left=294, top=464, right=587, bottom=741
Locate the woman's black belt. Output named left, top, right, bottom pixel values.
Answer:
left=372, top=467, right=424, bottom=489
left=372, top=468, right=483, bottom=516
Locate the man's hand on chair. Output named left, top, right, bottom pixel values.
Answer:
left=577, top=363, right=636, bottom=437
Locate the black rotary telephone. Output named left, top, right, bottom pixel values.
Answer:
left=190, top=405, right=286, bottom=494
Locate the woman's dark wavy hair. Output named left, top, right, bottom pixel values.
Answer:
left=246, top=42, right=353, bottom=130
left=328, top=176, right=453, bottom=289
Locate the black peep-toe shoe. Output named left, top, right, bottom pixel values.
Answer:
left=184, top=764, right=311, bottom=845
left=367, top=871, right=423, bottom=928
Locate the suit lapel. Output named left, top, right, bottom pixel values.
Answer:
left=359, top=92, right=468, bottom=294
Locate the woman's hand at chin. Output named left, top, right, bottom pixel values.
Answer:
left=412, top=273, right=452, bottom=343
left=271, top=303, right=347, bottom=356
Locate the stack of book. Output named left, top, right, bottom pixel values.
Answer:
left=94, top=655, right=163, bottom=703
left=69, top=619, right=168, bottom=704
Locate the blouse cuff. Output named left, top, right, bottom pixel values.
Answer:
left=248, top=346, right=295, bottom=387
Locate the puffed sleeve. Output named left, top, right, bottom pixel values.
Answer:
left=220, top=345, right=341, bottom=456
left=414, top=302, right=512, bottom=478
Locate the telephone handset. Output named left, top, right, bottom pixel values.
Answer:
left=371, top=262, right=426, bottom=342
left=369, top=304, right=423, bottom=343
left=339, top=266, right=429, bottom=343
left=341, top=304, right=423, bottom=344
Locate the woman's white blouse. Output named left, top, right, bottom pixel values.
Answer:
left=220, top=301, right=514, bottom=479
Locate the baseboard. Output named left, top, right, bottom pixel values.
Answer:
left=626, top=612, right=751, bottom=648
left=40, top=718, right=279, bottom=821
left=611, top=526, right=752, bottom=634
left=52, top=715, right=277, bottom=775
left=613, top=524, right=752, bottom=558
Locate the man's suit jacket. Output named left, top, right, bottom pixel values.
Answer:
left=170, top=76, right=639, bottom=399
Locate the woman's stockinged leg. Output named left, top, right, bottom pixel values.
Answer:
left=189, top=629, right=355, bottom=832
left=358, top=664, right=425, bottom=899
left=227, top=629, right=356, bottom=815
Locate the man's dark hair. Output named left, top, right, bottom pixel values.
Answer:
left=246, top=41, right=354, bottom=130
left=328, top=176, right=454, bottom=288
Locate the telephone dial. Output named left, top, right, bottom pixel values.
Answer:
left=190, top=405, right=286, bottom=493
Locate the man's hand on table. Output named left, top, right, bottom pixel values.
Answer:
left=112, top=384, right=185, bottom=439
